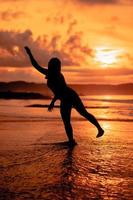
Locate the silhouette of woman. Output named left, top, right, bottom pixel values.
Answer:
left=24, top=46, right=104, bottom=145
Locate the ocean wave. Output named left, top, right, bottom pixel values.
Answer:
left=25, top=104, right=110, bottom=109
left=0, top=117, right=133, bottom=123
left=85, top=98, right=133, bottom=104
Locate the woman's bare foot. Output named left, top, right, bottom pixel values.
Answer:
left=68, top=139, right=77, bottom=147
left=96, top=129, right=104, bottom=138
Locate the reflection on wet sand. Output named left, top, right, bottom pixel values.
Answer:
left=60, top=146, right=77, bottom=199
left=0, top=96, right=133, bottom=199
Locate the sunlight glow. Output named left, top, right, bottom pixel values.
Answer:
left=7, top=68, right=16, bottom=72
left=13, top=46, right=19, bottom=53
left=104, top=95, right=112, bottom=100
left=95, top=48, right=121, bottom=67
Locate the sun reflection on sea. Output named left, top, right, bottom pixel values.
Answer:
left=102, top=121, right=112, bottom=132
left=103, top=95, right=112, bottom=100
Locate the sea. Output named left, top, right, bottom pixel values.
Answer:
left=0, top=95, right=133, bottom=199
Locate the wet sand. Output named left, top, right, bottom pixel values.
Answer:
left=0, top=120, right=133, bottom=200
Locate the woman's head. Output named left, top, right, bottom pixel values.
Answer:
left=48, top=57, right=61, bottom=74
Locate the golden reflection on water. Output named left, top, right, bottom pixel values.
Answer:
left=0, top=97, right=133, bottom=199
left=102, top=121, right=112, bottom=132
left=103, top=95, right=112, bottom=100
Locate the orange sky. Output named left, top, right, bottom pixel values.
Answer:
left=0, top=0, right=133, bottom=84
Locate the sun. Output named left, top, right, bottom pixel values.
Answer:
left=95, top=47, right=120, bottom=67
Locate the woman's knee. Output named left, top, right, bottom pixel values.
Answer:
left=75, top=105, right=86, bottom=115
left=78, top=108, right=92, bottom=118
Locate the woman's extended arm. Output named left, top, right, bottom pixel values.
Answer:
left=24, top=46, right=48, bottom=75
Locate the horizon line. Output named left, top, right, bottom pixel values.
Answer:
left=0, top=80, right=133, bottom=86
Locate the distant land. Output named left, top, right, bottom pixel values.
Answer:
left=0, top=81, right=133, bottom=98
left=0, top=91, right=49, bottom=100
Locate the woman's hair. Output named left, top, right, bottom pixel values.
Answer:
left=48, top=57, right=61, bottom=74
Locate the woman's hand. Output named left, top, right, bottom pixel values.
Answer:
left=24, top=46, right=31, bottom=54
left=48, top=102, right=54, bottom=112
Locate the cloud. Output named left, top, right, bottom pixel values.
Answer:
left=46, top=15, right=65, bottom=24
left=0, top=10, right=24, bottom=21
left=0, top=28, right=92, bottom=68
left=82, top=67, right=133, bottom=76
left=62, top=32, right=92, bottom=64
left=0, top=29, right=53, bottom=67
left=74, top=0, right=133, bottom=5
left=0, top=68, right=41, bottom=82
left=64, top=68, right=133, bottom=84
left=64, top=65, right=133, bottom=76
left=45, top=14, right=78, bottom=35
left=110, top=16, right=119, bottom=22
left=67, top=19, right=77, bottom=35
left=75, top=0, right=118, bottom=5
left=125, top=54, right=133, bottom=64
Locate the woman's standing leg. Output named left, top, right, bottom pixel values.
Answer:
left=60, top=101, right=75, bottom=143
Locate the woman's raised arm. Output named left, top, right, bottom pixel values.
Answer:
left=24, top=46, right=48, bottom=75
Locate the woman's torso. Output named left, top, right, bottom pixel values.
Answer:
left=46, top=72, right=79, bottom=105
left=47, top=73, right=68, bottom=99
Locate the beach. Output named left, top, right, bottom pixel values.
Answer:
left=0, top=96, right=133, bottom=200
